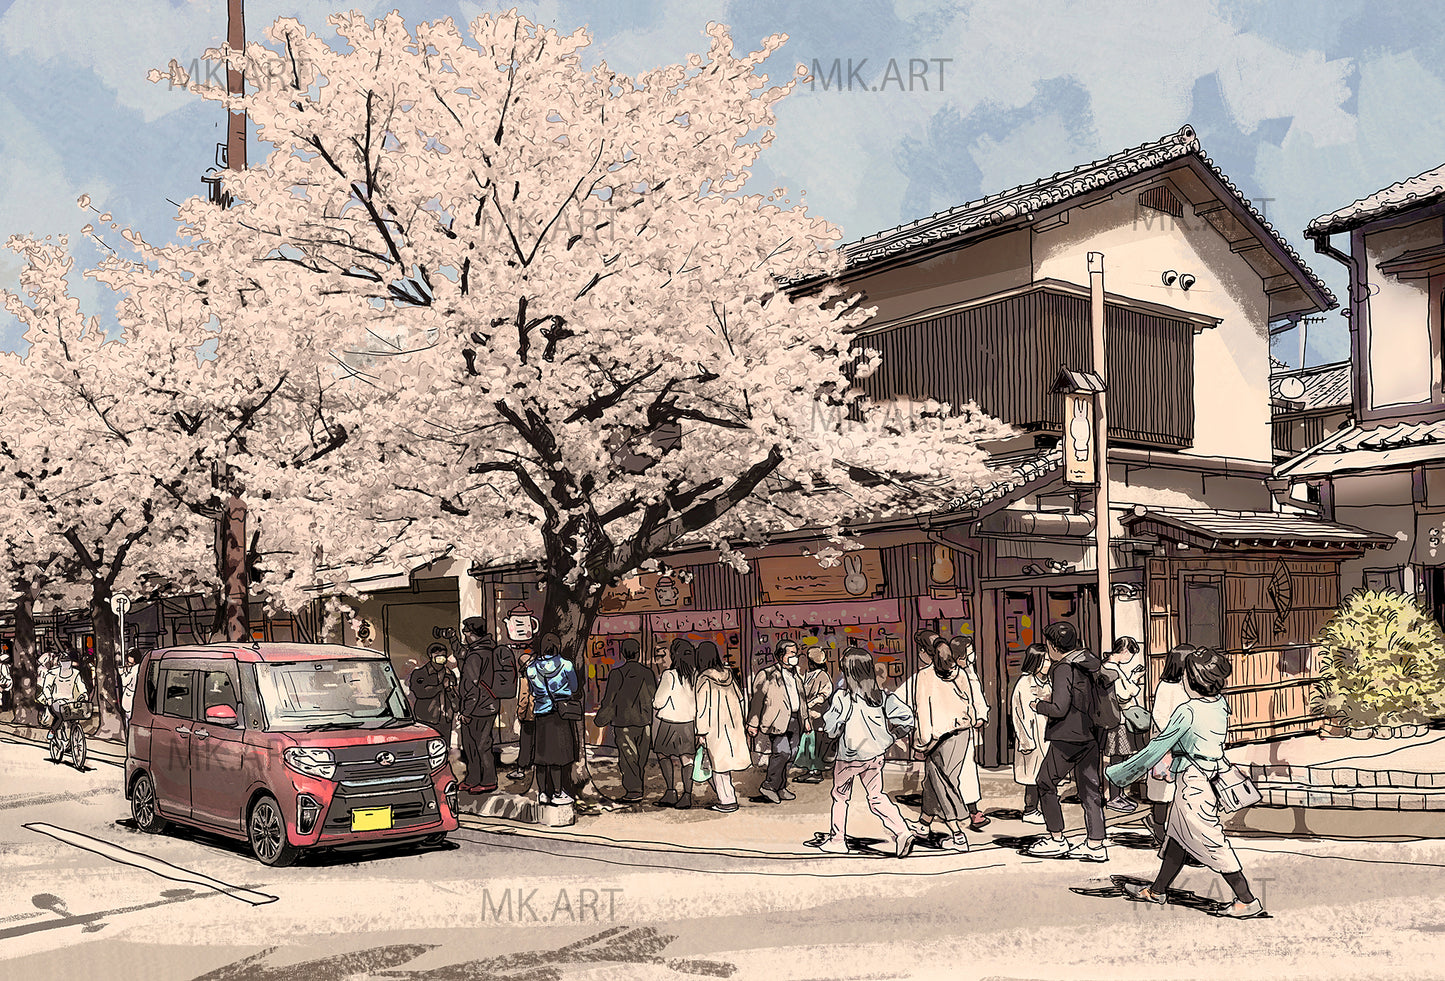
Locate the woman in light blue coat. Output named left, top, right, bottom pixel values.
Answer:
left=1106, top=648, right=1264, bottom=919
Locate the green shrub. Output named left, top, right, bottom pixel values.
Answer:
left=1313, top=589, right=1445, bottom=727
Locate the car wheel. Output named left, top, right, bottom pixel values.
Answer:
left=70, top=727, right=87, bottom=770
left=423, top=832, right=448, bottom=846
left=247, top=795, right=299, bottom=868
left=131, top=773, right=168, bottom=834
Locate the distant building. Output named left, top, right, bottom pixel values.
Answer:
left=1277, top=159, right=1445, bottom=619
left=1270, top=360, right=1352, bottom=463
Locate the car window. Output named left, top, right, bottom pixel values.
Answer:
left=160, top=669, right=194, bottom=719
left=145, top=660, right=161, bottom=713
left=202, top=669, right=240, bottom=715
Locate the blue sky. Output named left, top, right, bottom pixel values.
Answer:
left=1, top=1, right=1443, bottom=366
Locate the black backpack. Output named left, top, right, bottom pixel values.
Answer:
left=1085, top=662, right=1123, bottom=732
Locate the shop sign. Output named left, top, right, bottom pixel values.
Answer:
left=597, top=572, right=693, bottom=615
left=756, top=550, right=885, bottom=604
left=1064, top=393, right=1096, bottom=485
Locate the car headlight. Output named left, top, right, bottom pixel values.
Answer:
left=283, top=746, right=336, bottom=780
left=428, top=738, right=448, bottom=771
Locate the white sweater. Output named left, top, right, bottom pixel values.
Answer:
left=653, top=669, right=696, bottom=724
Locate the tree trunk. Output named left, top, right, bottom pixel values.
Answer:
left=537, top=578, right=605, bottom=798
left=218, top=494, right=251, bottom=642
left=88, top=581, right=124, bottom=740
left=10, top=579, right=41, bottom=726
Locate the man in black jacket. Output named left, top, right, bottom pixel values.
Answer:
left=1026, top=621, right=1110, bottom=862
left=594, top=639, right=657, bottom=802
left=458, top=623, right=511, bottom=794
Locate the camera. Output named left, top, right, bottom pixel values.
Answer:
left=432, top=626, right=458, bottom=641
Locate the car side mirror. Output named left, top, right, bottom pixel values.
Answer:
left=205, top=704, right=239, bottom=727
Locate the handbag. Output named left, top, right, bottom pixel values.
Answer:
left=555, top=696, right=584, bottom=721
left=692, top=745, right=712, bottom=782
left=1122, top=705, right=1152, bottom=733
left=1206, top=759, right=1262, bottom=812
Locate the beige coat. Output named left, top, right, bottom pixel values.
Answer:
left=800, top=667, right=832, bottom=730
left=696, top=668, right=751, bottom=772
left=913, top=666, right=975, bottom=753
left=1010, top=674, right=1051, bottom=785
left=746, top=664, right=804, bottom=736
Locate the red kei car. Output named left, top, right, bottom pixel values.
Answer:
left=124, top=643, right=458, bottom=866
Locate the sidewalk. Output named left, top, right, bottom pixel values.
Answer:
left=459, top=757, right=1145, bottom=860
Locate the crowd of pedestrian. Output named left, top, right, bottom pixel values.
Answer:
left=401, top=615, right=1263, bottom=917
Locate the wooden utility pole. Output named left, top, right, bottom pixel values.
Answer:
left=1088, top=252, right=1113, bottom=651
left=226, top=0, right=246, bottom=170
left=219, top=0, right=250, bottom=641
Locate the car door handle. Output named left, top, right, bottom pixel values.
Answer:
left=175, top=726, right=191, bottom=735
left=194, top=729, right=210, bottom=739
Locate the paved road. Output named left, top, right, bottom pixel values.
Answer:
left=3, top=736, right=1444, bottom=980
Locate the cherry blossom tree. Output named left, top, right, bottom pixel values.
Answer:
left=154, top=11, right=1010, bottom=787
left=0, top=237, right=217, bottom=735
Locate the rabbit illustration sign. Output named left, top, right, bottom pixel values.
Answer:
left=1063, top=392, right=1096, bottom=484
left=756, top=551, right=885, bottom=603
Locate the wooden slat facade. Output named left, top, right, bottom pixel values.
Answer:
left=856, top=288, right=1196, bottom=447
left=1144, top=554, right=1341, bottom=745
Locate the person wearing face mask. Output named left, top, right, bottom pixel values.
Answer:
left=795, top=644, right=835, bottom=783
left=40, top=651, right=89, bottom=746
left=409, top=643, right=459, bottom=742
left=747, top=638, right=806, bottom=804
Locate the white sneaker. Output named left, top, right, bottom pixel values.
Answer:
left=817, top=836, right=850, bottom=854
left=550, top=790, right=575, bottom=806
left=1027, top=836, right=1071, bottom=858
left=1071, top=840, right=1109, bottom=862
left=1020, top=809, right=1046, bottom=825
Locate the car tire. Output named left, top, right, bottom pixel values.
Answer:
left=423, top=832, right=448, bottom=846
left=131, top=772, right=169, bottom=834
left=247, top=795, right=299, bottom=868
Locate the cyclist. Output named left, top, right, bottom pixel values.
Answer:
left=40, top=651, right=89, bottom=749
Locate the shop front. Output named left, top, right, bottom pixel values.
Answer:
left=752, top=599, right=908, bottom=685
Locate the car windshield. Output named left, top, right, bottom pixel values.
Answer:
left=253, top=659, right=413, bottom=731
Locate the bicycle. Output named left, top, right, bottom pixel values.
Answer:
left=45, top=699, right=90, bottom=770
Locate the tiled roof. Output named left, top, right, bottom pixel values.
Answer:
left=1122, top=507, right=1393, bottom=549
left=935, top=447, right=1064, bottom=515
left=1270, top=361, right=1351, bottom=410
left=1308, top=162, right=1445, bottom=238
left=1275, top=419, right=1445, bottom=478
left=829, top=124, right=1334, bottom=309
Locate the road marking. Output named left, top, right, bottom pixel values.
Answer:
left=23, top=823, right=279, bottom=906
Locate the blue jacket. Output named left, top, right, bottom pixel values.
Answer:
left=526, top=653, right=579, bottom=717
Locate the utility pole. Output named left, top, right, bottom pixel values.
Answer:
left=1088, top=252, right=1113, bottom=651
left=227, top=0, right=246, bottom=171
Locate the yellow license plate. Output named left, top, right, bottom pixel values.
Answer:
left=351, top=806, right=393, bottom=831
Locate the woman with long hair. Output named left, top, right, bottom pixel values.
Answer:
left=1010, top=643, right=1052, bottom=824
left=652, top=638, right=699, bottom=809
left=693, top=641, right=750, bottom=813
left=1142, top=643, right=1194, bottom=843
left=1103, top=635, right=1148, bottom=812
left=525, top=633, right=580, bottom=806
left=817, top=647, right=917, bottom=857
left=1107, top=648, right=1265, bottom=918
left=912, top=633, right=977, bottom=850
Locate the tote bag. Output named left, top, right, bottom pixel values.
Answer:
left=1208, top=760, right=1263, bottom=812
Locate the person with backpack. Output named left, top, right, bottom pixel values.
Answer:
left=815, top=647, right=918, bottom=857
left=457, top=623, right=514, bottom=795
left=1027, top=621, right=1112, bottom=862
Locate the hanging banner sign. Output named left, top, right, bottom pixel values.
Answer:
left=1064, top=393, right=1097, bottom=485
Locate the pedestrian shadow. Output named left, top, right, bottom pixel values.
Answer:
left=1072, top=875, right=1274, bottom=918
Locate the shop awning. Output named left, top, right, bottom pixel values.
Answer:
left=918, top=594, right=970, bottom=619
left=752, top=599, right=902, bottom=628
left=650, top=610, right=739, bottom=633
left=591, top=615, right=642, bottom=635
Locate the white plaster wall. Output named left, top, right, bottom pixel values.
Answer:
left=1033, top=190, right=1275, bottom=463
left=1363, top=218, right=1441, bottom=410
